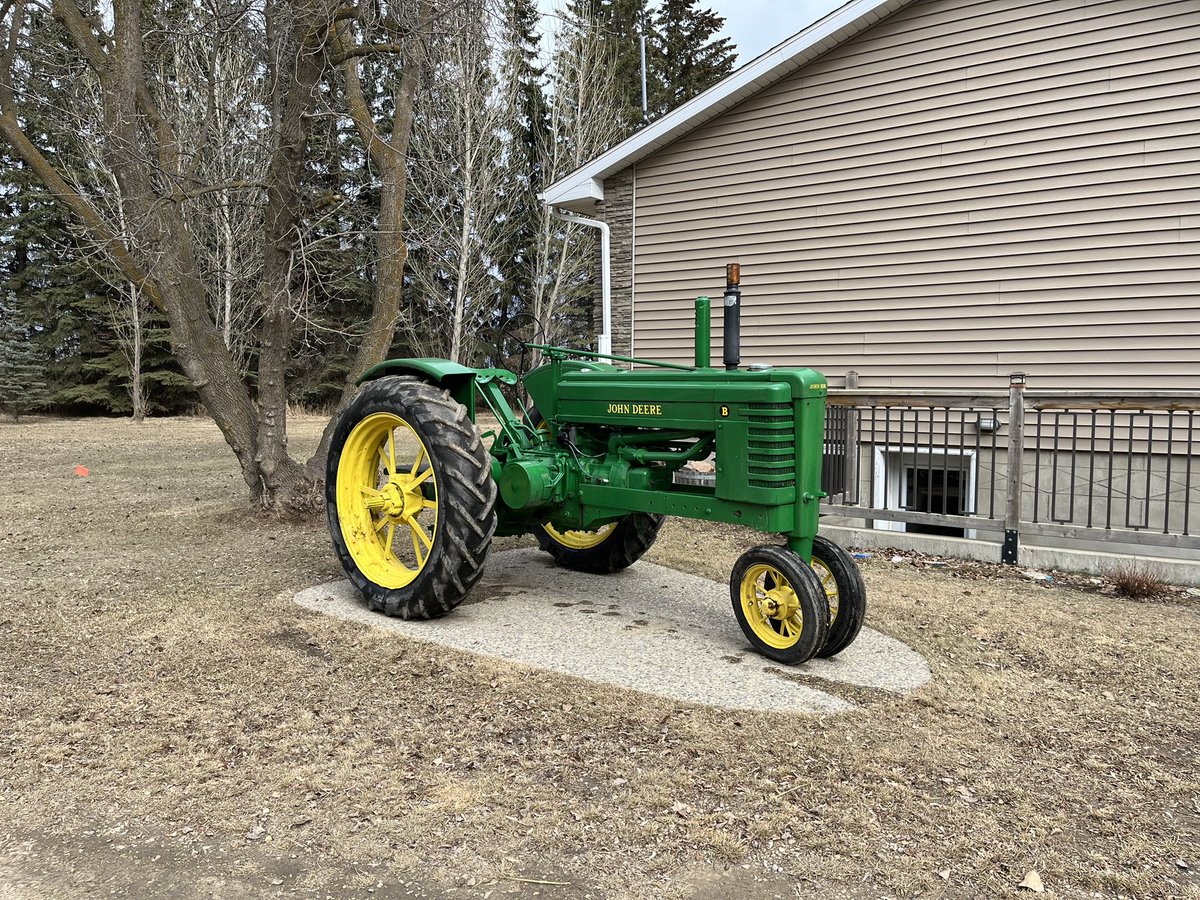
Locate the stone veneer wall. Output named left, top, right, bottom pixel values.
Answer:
left=596, top=166, right=634, bottom=363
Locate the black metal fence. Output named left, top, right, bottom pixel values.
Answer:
left=821, top=377, right=1200, bottom=563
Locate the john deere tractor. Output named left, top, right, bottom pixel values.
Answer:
left=326, top=266, right=866, bottom=664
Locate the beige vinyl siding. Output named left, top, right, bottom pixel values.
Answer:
left=629, top=0, right=1200, bottom=390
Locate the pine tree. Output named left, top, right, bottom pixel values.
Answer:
left=649, top=0, right=737, bottom=115
left=0, top=302, right=51, bottom=421
left=562, top=0, right=737, bottom=139
left=490, top=0, right=553, bottom=369
left=563, top=0, right=647, bottom=135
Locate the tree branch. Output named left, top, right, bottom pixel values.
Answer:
left=333, top=21, right=389, bottom=171
left=0, top=114, right=163, bottom=309
left=0, top=0, right=160, bottom=308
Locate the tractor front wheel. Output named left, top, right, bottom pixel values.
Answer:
left=810, top=535, right=867, bottom=658
left=731, top=546, right=829, bottom=665
left=536, top=514, right=664, bottom=574
left=326, top=376, right=497, bottom=619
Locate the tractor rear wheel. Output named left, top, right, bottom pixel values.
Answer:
left=810, top=535, right=867, bottom=658
left=731, top=545, right=830, bottom=665
left=536, top=514, right=664, bottom=574
left=524, top=405, right=664, bottom=573
left=326, top=376, right=497, bottom=619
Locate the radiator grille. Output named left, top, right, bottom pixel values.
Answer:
left=746, top=403, right=795, bottom=489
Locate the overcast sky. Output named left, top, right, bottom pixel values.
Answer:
left=536, top=1, right=846, bottom=68
left=705, top=0, right=844, bottom=63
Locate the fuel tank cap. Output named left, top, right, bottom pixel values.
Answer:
left=747, top=363, right=773, bottom=372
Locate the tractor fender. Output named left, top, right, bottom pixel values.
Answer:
left=356, top=358, right=481, bottom=409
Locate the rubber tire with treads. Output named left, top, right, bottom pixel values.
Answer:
left=326, top=376, right=497, bottom=618
left=730, top=545, right=830, bottom=665
left=524, top=405, right=664, bottom=574
left=536, top=513, right=665, bottom=574
left=811, top=535, right=867, bottom=658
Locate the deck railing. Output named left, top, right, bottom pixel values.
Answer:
left=821, top=375, right=1200, bottom=563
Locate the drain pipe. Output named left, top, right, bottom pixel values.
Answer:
left=550, top=209, right=611, bottom=357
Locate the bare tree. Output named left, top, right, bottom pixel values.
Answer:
left=0, top=0, right=436, bottom=506
left=62, top=101, right=150, bottom=421
left=298, top=0, right=434, bottom=473
left=405, top=0, right=513, bottom=364
left=163, top=4, right=266, bottom=366
left=524, top=10, right=620, bottom=361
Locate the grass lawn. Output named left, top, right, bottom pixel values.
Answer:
left=0, top=415, right=1197, bottom=899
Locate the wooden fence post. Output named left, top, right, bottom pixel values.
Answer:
left=1003, top=372, right=1027, bottom=564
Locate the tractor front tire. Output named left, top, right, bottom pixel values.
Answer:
left=811, top=535, right=867, bottom=658
left=731, top=545, right=830, bottom=665
left=536, top=513, right=664, bottom=574
left=326, top=376, right=497, bottom=619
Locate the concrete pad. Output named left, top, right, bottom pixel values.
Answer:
left=294, top=548, right=931, bottom=715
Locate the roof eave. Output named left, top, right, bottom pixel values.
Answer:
left=539, top=176, right=604, bottom=213
left=540, top=0, right=911, bottom=208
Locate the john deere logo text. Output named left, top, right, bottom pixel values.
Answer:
left=606, top=403, right=663, bottom=416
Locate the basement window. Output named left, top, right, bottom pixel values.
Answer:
left=871, top=448, right=977, bottom=539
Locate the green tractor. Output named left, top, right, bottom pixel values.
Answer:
left=325, top=266, right=866, bottom=664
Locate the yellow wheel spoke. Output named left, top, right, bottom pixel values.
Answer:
left=409, top=526, right=427, bottom=567
left=740, top=563, right=806, bottom=651
left=410, top=519, right=433, bottom=550
left=336, top=411, right=438, bottom=591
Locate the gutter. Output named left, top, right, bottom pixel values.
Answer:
left=549, top=208, right=612, bottom=357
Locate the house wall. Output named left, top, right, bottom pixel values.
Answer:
left=613, top=0, right=1200, bottom=390
left=597, top=169, right=636, bottom=359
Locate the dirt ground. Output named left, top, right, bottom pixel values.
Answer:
left=1, top=414, right=1197, bottom=900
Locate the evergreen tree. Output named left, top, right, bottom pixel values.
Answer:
left=563, top=0, right=646, bottom=134
left=0, top=301, right=51, bottom=421
left=563, top=0, right=737, bottom=138
left=490, top=0, right=553, bottom=369
left=288, top=78, right=379, bottom=408
left=649, top=0, right=736, bottom=115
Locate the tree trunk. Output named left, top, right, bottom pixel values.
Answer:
left=130, top=284, right=143, bottom=422
left=307, top=7, right=430, bottom=478
left=222, top=193, right=234, bottom=350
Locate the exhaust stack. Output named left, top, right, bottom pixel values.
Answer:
left=723, top=262, right=741, bottom=371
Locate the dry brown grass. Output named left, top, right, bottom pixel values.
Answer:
left=0, top=415, right=1198, bottom=900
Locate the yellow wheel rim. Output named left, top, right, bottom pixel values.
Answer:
left=739, top=563, right=805, bottom=650
left=542, top=522, right=615, bottom=550
left=811, top=558, right=840, bottom=625
left=533, top=415, right=613, bottom=550
left=336, top=412, right=438, bottom=589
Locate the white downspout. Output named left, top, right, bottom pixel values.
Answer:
left=551, top=208, right=612, bottom=357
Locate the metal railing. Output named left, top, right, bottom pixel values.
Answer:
left=821, top=375, right=1200, bottom=563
